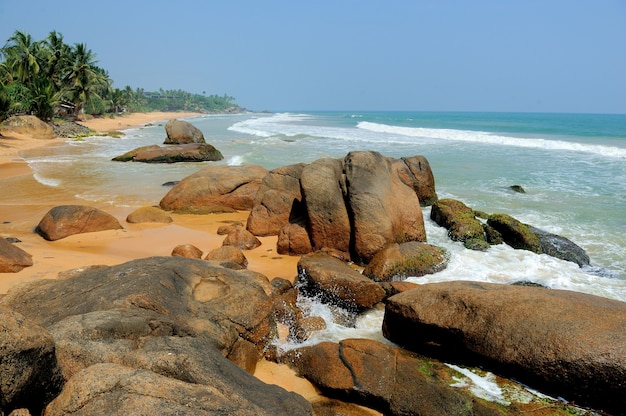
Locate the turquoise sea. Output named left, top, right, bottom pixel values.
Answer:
left=22, top=111, right=626, bottom=306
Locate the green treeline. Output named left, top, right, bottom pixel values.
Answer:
left=0, top=30, right=240, bottom=122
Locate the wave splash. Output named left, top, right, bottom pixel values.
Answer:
left=357, top=121, right=626, bottom=159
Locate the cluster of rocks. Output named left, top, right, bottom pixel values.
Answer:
left=112, top=119, right=223, bottom=163
left=2, top=123, right=623, bottom=414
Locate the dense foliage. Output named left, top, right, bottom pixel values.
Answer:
left=0, top=30, right=240, bottom=121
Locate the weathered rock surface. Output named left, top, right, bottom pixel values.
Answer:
left=282, top=338, right=504, bottom=416
left=383, top=281, right=626, bottom=415
left=0, top=256, right=275, bottom=357
left=393, top=155, right=438, bottom=206
left=297, top=252, right=385, bottom=311
left=487, top=213, right=541, bottom=253
left=0, top=238, right=33, bottom=273
left=159, top=164, right=268, bottom=213
left=112, top=143, right=223, bottom=163
left=0, top=115, right=55, bottom=140
left=0, top=257, right=312, bottom=415
left=300, top=158, right=351, bottom=255
left=362, top=242, right=448, bottom=281
left=344, top=151, right=426, bottom=263
left=44, top=362, right=311, bottom=416
left=163, top=118, right=205, bottom=144
left=125, top=206, right=173, bottom=223
left=246, top=163, right=306, bottom=236
left=35, top=205, right=123, bottom=241
left=0, top=307, right=62, bottom=415
left=276, top=219, right=312, bottom=255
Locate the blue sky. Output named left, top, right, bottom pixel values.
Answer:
left=1, top=1, right=624, bottom=113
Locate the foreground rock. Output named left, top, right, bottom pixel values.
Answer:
left=0, top=256, right=312, bottom=415
left=383, top=281, right=626, bottom=415
left=112, top=143, right=223, bottom=163
left=529, top=225, right=591, bottom=267
left=45, top=362, right=310, bottom=416
left=160, top=164, right=268, bottom=213
left=392, top=155, right=438, bottom=206
left=35, top=205, right=123, bottom=241
left=163, top=118, right=205, bottom=144
left=0, top=238, right=33, bottom=272
left=297, top=252, right=385, bottom=311
left=283, top=338, right=507, bottom=416
left=0, top=307, right=62, bottom=414
left=430, top=198, right=486, bottom=248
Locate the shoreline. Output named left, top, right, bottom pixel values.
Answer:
left=0, top=111, right=299, bottom=295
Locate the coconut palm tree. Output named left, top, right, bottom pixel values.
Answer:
left=1, top=30, right=41, bottom=85
left=41, top=30, right=71, bottom=91
left=63, top=42, right=109, bottom=118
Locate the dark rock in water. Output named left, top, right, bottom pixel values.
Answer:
left=5, top=237, right=21, bottom=243
left=528, top=226, right=590, bottom=267
left=163, top=119, right=205, bottom=144
left=363, top=242, right=449, bottom=282
left=112, top=143, right=223, bottom=163
left=383, top=281, right=626, bottom=415
left=510, top=184, right=526, bottom=193
left=161, top=180, right=180, bottom=187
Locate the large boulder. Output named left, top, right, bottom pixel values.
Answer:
left=0, top=115, right=55, bottom=140
left=44, top=362, right=311, bottom=416
left=159, top=164, right=268, bottom=213
left=35, top=205, right=123, bottom=241
left=0, top=307, right=62, bottom=415
left=0, top=256, right=276, bottom=357
left=383, top=281, right=626, bottom=415
left=163, top=118, right=205, bottom=144
left=392, top=155, right=438, bottom=206
left=246, top=163, right=306, bottom=236
left=344, top=151, right=426, bottom=263
left=362, top=242, right=448, bottom=282
left=300, top=158, right=351, bottom=255
left=283, top=339, right=509, bottom=416
left=0, top=238, right=33, bottom=272
left=297, top=252, right=385, bottom=311
left=112, top=143, right=223, bottom=163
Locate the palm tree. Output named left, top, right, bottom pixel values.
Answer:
left=63, top=43, right=109, bottom=118
left=41, top=30, right=71, bottom=91
left=1, top=30, right=41, bottom=85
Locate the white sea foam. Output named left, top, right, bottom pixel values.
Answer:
left=32, top=172, right=61, bottom=187
left=447, top=364, right=509, bottom=405
left=227, top=155, right=244, bottom=166
left=357, top=121, right=626, bottom=159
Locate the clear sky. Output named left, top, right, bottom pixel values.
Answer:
left=1, top=1, right=624, bottom=113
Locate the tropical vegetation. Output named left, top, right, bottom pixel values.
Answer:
left=0, top=30, right=240, bottom=122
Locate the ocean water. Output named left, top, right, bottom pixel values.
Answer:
left=20, top=111, right=626, bottom=307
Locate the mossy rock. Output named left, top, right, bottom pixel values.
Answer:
left=487, top=213, right=542, bottom=253
left=431, top=199, right=486, bottom=246
left=363, top=241, right=449, bottom=282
